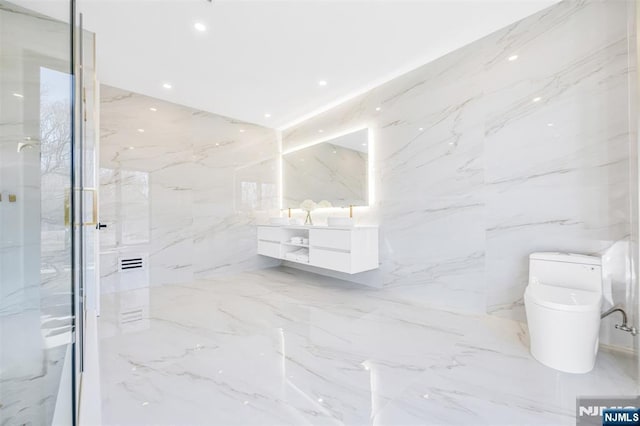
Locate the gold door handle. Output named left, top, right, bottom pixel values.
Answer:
left=64, top=187, right=97, bottom=226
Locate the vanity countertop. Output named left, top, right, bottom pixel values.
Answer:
left=259, top=224, right=378, bottom=231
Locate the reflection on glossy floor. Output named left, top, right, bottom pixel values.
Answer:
left=98, top=267, right=638, bottom=426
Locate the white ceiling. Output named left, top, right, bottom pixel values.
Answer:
left=15, top=0, right=559, bottom=129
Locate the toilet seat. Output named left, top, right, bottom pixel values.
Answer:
left=525, top=283, right=602, bottom=312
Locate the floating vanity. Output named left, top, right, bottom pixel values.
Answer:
left=257, top=225, right=379, bottom=274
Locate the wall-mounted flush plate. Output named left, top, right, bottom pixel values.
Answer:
left=8, top=194, right=16, bottom=203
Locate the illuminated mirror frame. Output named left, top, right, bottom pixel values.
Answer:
left=279, top=126, right=374, bottom=211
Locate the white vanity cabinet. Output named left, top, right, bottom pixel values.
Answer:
left=256, top=225, right=378, bottom=274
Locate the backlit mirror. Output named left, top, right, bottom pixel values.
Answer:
left=283, top=128, right=368, bottom=209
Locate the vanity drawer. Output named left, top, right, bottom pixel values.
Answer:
left=257, top=226, right=282, bottom=242
left=311, top=248, right=351, bottom=273
left=257, top=240, right=281, bottom=258
left=309, top=229, right=351, bottom=251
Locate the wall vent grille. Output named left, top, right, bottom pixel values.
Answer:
left=119, top=257, right=144, bottom=271
left=120, top=308, right=144, bottom=324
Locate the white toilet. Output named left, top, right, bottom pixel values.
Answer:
left=524, top=252, right=602, bottom=374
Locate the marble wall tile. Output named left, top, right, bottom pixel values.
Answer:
left=626, top=1, right=640, bottom=362
left=282, top=7, right=489, bottom=316
left=281, top=0, right=636, bottom=349
left=483, top=0, right=633, bottom=325
left=99, top=86, right=280, bottom=293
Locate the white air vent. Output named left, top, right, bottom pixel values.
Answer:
left=119, top=256, right=144, bottom=271
left=120, top=308, right=144, bottom=324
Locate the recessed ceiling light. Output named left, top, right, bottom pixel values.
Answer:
left=547, top=122, right=554, bottom=127
left=162, top=83, right=172, bottom=89
left=317, top=80, right=327, bottom=87
left=239, top=129, right=246, bottom=133
left=149, top=107, right=157, bottom=112
left=362, top=143, right=367, bottom=146
left=128, top=146, right=135, bottom=150
left=194, top=22, right=207, bottom=32
left=332, top=150, right=337, bottom=154
left=215, top=143, right=220, bottom=146
left=137, top=128, right=145, bottom=133
left=375, top=107, right=381, bottom=111
left=264, top=113, right=271, bottom=118
left=418, top=127, right=424, bottom=132
left=508, top=55, right=519, bottom=61
left=13, top=93, right=23, bottom=98
left=532, top=96, right=542, bottom=103
left=318, top=129, right=324, bottom=133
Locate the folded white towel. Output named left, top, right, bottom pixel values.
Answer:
left=285, top=247, right=309, bottom=262
left=285, top=252, right=297, bottom=260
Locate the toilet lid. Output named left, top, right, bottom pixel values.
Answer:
left=526, top=283, right=602, bottom=312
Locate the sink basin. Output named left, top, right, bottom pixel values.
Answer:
left=327, top=217, right=353, bottom=227
left=269, top=217, right=289, bottom=225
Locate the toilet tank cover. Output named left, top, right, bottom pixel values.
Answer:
left=529, top=252, right=601, bottom=266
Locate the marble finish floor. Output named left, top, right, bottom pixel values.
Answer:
left=97, top=267, right=638, bottom=426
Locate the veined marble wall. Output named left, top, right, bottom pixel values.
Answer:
left=99, top=86, right=279, bottom=293
left=282, top=0, right=637, bottom=350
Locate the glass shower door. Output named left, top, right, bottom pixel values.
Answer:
left=0, top=1, right=76, bottom=424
